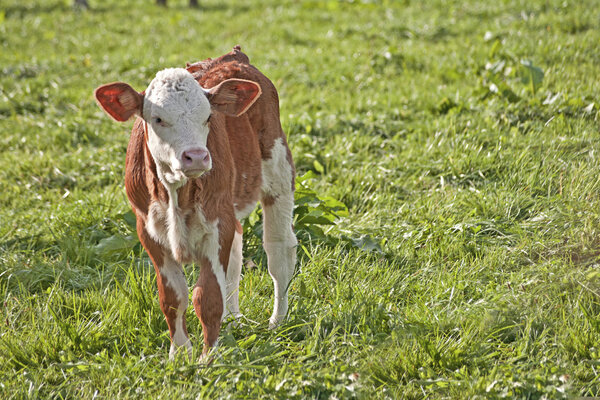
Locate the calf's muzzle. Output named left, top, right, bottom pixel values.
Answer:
left=181, top=148, right=211, bottom=176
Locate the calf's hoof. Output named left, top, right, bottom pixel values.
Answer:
left=269, top=314, right=286, bottom=330
left=169, top=341, right=193, bottom=361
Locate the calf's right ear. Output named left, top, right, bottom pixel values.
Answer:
left=94, top=82, right=144, bottom=122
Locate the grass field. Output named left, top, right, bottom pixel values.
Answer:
left=1, top=0, right=600, bottom=398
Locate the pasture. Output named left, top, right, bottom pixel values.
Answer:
left=1, top=0, right=599, bottom=398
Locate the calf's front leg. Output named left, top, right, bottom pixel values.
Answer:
left=192, top=257, right=224, bottom=355
left=138, top=223, right=191, bottom=359
left=225, top=220, right=243, bottom=321
left=192, top=221, right=232, bottom=356
left=158, top=258, right=191, bottom=359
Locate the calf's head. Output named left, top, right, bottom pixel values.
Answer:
left=94, top=68, right=261, bottom=186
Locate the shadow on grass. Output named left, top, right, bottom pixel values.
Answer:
left=4, top=3, right=71, bottom=18
left=0, top=230, right=140, bottom=294
left=3, top=1, right=246, bottom=18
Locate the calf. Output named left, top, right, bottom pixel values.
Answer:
left=94, top=46, right=297, bottom=358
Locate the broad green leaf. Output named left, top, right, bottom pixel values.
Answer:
left=297, top=215, right=336, bottom=225
left=520, top=59, right=544, bottom=95
left=313, top=160, right=324, bottom=174
left=122, top=210, right=137, bottom=229
left=94, top=235, right=139, bottom=255
left=347, top=234, right=383, bottom=254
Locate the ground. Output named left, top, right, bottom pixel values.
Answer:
left=0, top=0, right=599, bottom=398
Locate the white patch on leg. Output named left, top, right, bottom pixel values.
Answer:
left=199, top=215, right=227, bottom=323
left=161, top=258, right=192, bottom=360
left=147, top=201, right=168, bottom=247
left=261, top=138, right=297, bottom=328
left=169, top=313, right=192, bottom=359
left=263, top=213, right=297, bottom=329
left=225, top=230, right=243, bottom=320
left=261, top=138, right=292, bottom=200
left=234, top=201, right=257, bottom=220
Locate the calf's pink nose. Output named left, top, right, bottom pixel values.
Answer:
left=182, top=148, right=211, bottom=171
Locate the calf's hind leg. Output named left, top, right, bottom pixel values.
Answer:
left=262, top=194, right=297, bottom=328
left=261, top=138, right=298, bottom=329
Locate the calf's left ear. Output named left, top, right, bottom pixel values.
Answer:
left=94, top=82, right=144, bottom=122
left=206, top=79, right=262, bottom=117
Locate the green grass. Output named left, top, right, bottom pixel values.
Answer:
left=1, top=0, right=600, bottom=398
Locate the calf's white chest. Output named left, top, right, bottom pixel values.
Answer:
left=146, top=200, right=220, bottom=264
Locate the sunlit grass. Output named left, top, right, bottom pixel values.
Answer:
left=1, top=0, right=600, bottom=398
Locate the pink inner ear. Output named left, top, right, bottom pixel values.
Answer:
left=207, top=78, right=262, bottom=117
left=237, top=82, right=260, bottom=107
left=228, top=81, right=261, bottom=116
left=94, top=83, right=142, bottom=122
left=234, top=81, right=260, bottom=94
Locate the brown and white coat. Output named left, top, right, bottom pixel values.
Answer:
left=94, top=46, right=297, bottom=358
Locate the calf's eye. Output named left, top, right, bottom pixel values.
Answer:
left=153, top=117, right=168, bottom=127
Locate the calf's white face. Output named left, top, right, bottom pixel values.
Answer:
left=94, top=67, right=262, bottom=187
left=144, top=68, right=212, bottom=185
